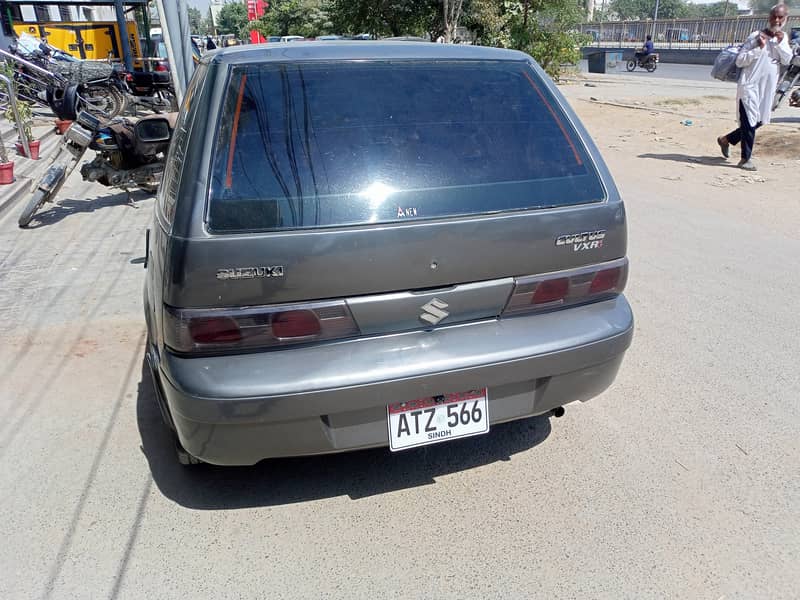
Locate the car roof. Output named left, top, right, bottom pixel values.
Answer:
left=200, top=41, right=530, bottom=66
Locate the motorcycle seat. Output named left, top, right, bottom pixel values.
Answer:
left=129, top=71, right=172, bottom=87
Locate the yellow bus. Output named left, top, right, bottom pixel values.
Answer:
left=14, top=21, right=141, bottom=61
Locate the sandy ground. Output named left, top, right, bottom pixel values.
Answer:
left=561, top=75, right=800, bottom=239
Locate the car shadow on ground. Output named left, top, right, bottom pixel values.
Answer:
left=24, top=189, right=154, bottom=228
left=637, top=153, right=739, bottom=168
left=136, top=361, right=553, bottom=510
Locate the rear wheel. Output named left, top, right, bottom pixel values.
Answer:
left=81, top=85, right=126, bottom=120
left=646, top=60, right=657, bottom=72
left=175, top=437, right=203, bottom=466
left=18, top=188, right=49, bottom=228
left=626, top=60, right=637, bottom=72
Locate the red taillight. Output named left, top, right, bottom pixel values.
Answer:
left=155, top=63, right=168, bottom=72
left=126, top=73, right=133, bottom=82
left=589, top=267, right=621, bottom=294
left=188, top=316, right=242, bottom=344
left=532, top=277, right=569, bottom=304
left=502, top=258, right=628, bottom=317
left=271, top=310, right=321, bottom=339
left=164, top=301, right=359, bottom=354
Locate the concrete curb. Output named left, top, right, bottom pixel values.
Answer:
left=564, top=72, right=736, bottom=91
left=0, top=126, right=61, bottom=221
left=0, top=176, right=31, bottom=221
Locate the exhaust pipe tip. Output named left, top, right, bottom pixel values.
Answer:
left=551, top=406, right=565, bottom=418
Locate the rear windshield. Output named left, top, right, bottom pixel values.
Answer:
left=207, top=60, right=605, bottom=232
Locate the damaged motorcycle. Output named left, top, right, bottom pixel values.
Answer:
left=17, top=86, right=176, bottom=228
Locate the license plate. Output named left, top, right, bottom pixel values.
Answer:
left=387, top=388, right=489, bottom=451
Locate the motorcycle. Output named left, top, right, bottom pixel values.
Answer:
left=7, top=38, right=126, bottom=119
left=17, top=87, right=175, bottom=228
left=626, top=53, right=659, bottom=73
left=120, top=69, right=177, bottom=114
left=773, top=41, right=800, bottom=110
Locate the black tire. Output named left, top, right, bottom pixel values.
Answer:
left=646, top=61, right=657, bottom=72
left=47, top=85, right=80, bottom=121
left=81, top=85, right=126, bottom=120
left=18, top=188, right=49, bottom=228
left=175, top=437, right=203, bottom=466
left=626, top=60, right=637, bottom=72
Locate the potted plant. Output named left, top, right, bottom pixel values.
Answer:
left=0, top=135, right=13, bottom=185
left=6, top=99, right=40, bottom=160
left=54, top=117, right=72, bottom=135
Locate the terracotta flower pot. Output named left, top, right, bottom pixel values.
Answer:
left=0, top=161, right=13, bottom=185
left=15, top=140, right=40, bottom=160
left=54, top=119, right=73, bottom=135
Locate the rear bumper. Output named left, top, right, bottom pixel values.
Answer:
left=152, top=296, right=634, bottom=465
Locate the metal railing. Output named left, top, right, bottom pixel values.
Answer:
left=581, top=15, right=799, bottom=50
left=0, top=47, right=64, bottom=110
left=0, top=73, right=30, bottom=158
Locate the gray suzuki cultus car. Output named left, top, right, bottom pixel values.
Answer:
left=143, top=43, right=633, bottom=466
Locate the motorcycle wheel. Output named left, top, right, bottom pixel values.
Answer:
left=626, top=60, right=637, bottom=72
left=18, top=188, right=50, bottom=228
left=646, top=61, right=657, bottom=72
left=773, top=72, right=800, bottom=110
left=81, top=85, right=126, bottom=120
left=773, top=90, right=786, bottom=111
left=18, top=154, right=73, bottom=228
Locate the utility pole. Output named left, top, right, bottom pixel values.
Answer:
left=113, top=0, right=134, bottom=71
left=653, top=0, right=660, bottom=22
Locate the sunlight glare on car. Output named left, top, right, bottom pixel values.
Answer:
left=359, top=181, right=396, bottom=209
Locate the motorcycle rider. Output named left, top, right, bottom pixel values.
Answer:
left=716, top=4, right=792, bottom=170
left=635, top=35, right=654, bottom=64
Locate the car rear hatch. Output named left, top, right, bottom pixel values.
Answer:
left=162, top=57, right=626, bottom=352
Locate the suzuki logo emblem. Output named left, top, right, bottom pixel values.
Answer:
left=420, top=298, right=450, bottom=325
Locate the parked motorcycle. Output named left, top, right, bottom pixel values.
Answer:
left=773, top=42, right=800, bottom=110
left=7, top=39, right=126, bottom=119
left=626, top=53, right=659, bottom=73
left=120, top=69, right=177, bottom=114
left=17, top=89, right=175, bottom=228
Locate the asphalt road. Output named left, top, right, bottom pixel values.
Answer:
left=0, top=78, right=798, bottom=599
left=579, top=60, right=715, bottom=81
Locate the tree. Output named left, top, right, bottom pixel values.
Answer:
left=462, top=0, right=509, bottom=46
left=330, top=0, right=434, bottom=38
left=608, top=0, right=688, bottom=20
left=443, top=0, right=465, bottom=42
left=750, top=0, right=800, bottom=13
left=187, top=6, right=205, bottom=35
left=255, top=0, right=334, bottom=38
left=507, top=0, right=588, bottom=79
left=684, top=1, right=732, bottom=18
left=217, top=1, right=248, bottom=36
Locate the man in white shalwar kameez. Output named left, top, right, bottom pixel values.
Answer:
left=717, top=4, right=792, bottom=170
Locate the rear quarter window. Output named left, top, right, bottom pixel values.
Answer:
left=207, top=60, right=605, bottom=233
left=157, top=63, right=207, bottom=227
